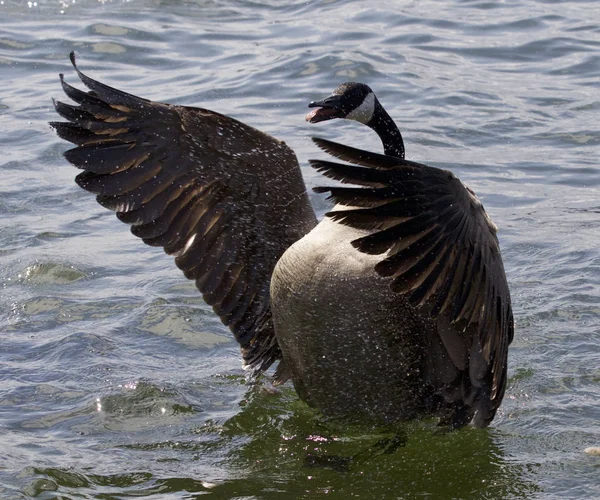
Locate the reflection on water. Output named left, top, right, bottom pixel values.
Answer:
left=20, top=384, right=540, bottom=498
left=214, top=388, right=539, bottom=498
left=1, top=0, right=599, bottom=498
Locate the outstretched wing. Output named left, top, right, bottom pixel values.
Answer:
left=310, top=138, right=513, bottom=427
left=50, top=52, right=317, bottom=373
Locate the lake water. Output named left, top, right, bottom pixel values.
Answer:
left=1, top=0, right=599, bottom=498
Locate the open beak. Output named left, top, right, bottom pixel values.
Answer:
left=305, top=94, right=344, bottom=123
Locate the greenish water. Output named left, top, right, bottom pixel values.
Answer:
left=1, top=0, right=599, bottom=498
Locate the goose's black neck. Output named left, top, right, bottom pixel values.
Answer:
left=368, top=99, right=405, bottom=159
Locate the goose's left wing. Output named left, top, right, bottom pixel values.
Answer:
left=310, top=138, right=513, bottom=427
left=49, top=53, right=317, bottom=375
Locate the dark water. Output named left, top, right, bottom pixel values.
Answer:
left=1, top=0, right=599, bottom=498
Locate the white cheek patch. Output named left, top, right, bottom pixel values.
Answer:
left=346, top=92, right=375, bottom=124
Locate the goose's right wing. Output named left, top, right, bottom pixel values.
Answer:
left=311, top=138, right=513, bottom=427
left=50, top=53, right=317, bottom=373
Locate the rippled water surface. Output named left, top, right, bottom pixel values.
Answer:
left=1, top=0, right=599, bottom=498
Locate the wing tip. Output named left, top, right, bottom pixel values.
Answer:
left=311, top=136, right=341, bottom=157
left=68, top=50, right=89, bottom=87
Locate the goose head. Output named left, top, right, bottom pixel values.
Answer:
left=306, top=82, right=375, bottom=125
left=307, top=82, right=405, bottom=159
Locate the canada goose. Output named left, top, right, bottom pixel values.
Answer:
left=51, top=53, right=513, bottom=429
